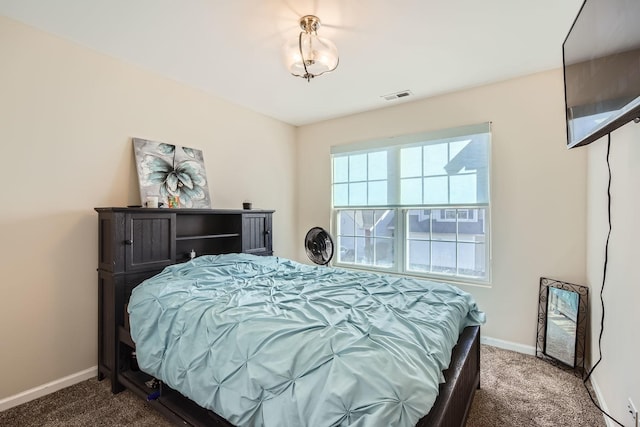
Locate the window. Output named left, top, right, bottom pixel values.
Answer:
left=331, top=123, right=491, bottom=283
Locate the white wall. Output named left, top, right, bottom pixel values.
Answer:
left=3, top=12, right=617, bottom=417
left=296, top=69, right=588, bottom=346
left=586, top=123, right=640, bottom=426
left=0, top=16, right=297, bottom=400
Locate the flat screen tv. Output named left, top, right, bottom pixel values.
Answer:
left=563, top=0, right=640, bottom=148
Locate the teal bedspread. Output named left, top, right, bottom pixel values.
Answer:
left=128, top=253, right=485, bottom=427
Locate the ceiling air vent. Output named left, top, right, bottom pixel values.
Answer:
left=381, top=90, right=413, bottom=101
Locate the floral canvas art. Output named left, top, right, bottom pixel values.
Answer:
left=133, top=138, right=211, bottom=208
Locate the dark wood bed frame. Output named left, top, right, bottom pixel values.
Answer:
left=418, top=325, right=480, bottom=427
left=121, top=324, right=479, bottom=427
left=96, top=207, right=480, bottom=427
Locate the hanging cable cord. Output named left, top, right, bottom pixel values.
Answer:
left=582, top=133, right=624, bottom=427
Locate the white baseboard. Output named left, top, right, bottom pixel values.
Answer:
left=588, top=375, right=614, bottom=427
left=0, top=366, right=97, bottom=412
left=481, top=335, right=536, bottom=356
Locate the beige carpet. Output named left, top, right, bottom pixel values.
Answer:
left=467, top=345, right=605, bottom=427
left=0, top=345, right=606, bottom=426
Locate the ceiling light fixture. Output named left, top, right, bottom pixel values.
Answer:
left=284, top=15, right=339, bottom=82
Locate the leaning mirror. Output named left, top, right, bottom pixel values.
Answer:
left=536, top=277, right=588, bottom=376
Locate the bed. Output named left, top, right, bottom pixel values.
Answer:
left=126, top=253, right=485, bottom=426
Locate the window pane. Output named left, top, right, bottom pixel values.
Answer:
left=333, top=156, right=349, bottom=183
left=373, top=210, right=395, bottom=238
left=458, top=209, right=485, bottom=242
left=401, top=178, right=422, bottom=205
left=349, top=154, right=367, bottom=181
left=355, top=236, right=373, bottom=265
left=431, top=210, right=456, bottom=241
left=400, top=147, right=422, bottom=178
left=338, top=210, right=355, bottom=235
left=423, top=143, right=448, bottom=176
left=373, top=238, right=394, bottom=268
left=338, top=235, right=355, bottom=263
left=424, top=177, right=448, bottom=204
left=408, top=209, right=430, bottom=239
left=333, top=183, right=348, bottom=207
left=368, top=151, right=387, bottom=180
left=368, top=181, right=387, bottom=206
left=450, top=174, right=477, bottom=204
left=432, top=241, right=456, bottom=273
left=349, top=183, right=367, bottom=205
left=355, top=210, right=374, bottom=236
left=457, top=242, right=485, bottom=277
left=457, top=242, right=474, bottom=273
left=458, top=243, right=485, bottom=277
left=408, top=240, right=430, bottom=272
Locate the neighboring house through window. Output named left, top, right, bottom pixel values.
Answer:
left=331, top=123, right=491, bottom=284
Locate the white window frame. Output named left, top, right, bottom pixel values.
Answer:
left=330, top=123, right=491, bottom=285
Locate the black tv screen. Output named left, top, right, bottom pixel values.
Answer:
left=563, top=0, right=640, bottom=148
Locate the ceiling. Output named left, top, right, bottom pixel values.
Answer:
left=0, top=0, right=583, bottom=126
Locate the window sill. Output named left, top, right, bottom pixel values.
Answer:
left=331, top=261, right=492, bottom=289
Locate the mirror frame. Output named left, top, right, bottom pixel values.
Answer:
left=536, top=277, right=589, bottom=377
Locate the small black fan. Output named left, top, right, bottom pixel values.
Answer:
left=304, top=227, right=334, bottom=266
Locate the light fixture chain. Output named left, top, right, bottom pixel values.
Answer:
left=298, top=31, right=312, bottom=82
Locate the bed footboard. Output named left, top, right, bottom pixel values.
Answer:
left=417, top=325, right=481, bottom=427
left=118, top=320, right=480, bottom=427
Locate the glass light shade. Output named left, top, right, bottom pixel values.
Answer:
left=284, top=32, right=339, bottom=79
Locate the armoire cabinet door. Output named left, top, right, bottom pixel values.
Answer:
left=124, top=213, right=176, bottom=272
left=242, top=213, right=273, bottom=255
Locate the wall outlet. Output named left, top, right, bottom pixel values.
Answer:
left=629, top=398, right=638, bottom=427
